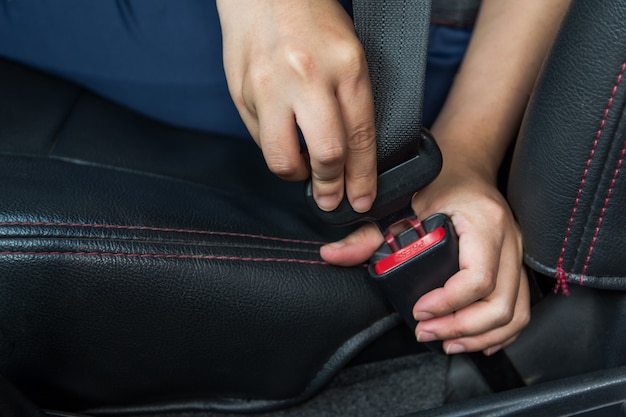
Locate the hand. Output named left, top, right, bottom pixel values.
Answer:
left=409, top=169, right=530, bottom=356
left=321, top=168, right=531, bottom=356
left=216, top=0, right=377, bottom=213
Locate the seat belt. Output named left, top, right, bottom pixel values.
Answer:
left=352, top=0, right=432, bottom=173
left=308, top=0, right=527, bottom=394
left=307, top=0, right=448, bottom=326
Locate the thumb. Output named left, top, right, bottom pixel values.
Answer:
left=320, top=222, right=383, bottom=266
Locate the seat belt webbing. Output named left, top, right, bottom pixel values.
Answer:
left=352, top=0, right=432, bottom=173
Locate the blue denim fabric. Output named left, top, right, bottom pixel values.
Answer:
left=0, top=1, right=471, bottom=137
left=423, top=24, right=473, bottom=128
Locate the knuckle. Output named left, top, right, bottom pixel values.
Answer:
left=240, top=67, right=272, bottom=115
left=311, top=143, right=345, bottom=168
left=246, top=65, right=273, bottom=94
left=280, top=38, right=367, bottom=83
left=265, top=155, right=300, bottom=179
left=280, top=43, right=318, bottom=80
left=472, top=270, right=497, bottom=297
left=347, top=123, right=376, bottom=152
left=334, top=40, right=367, bottom=77
left=491, top=304, right=515, bottom=327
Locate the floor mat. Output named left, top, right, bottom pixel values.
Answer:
left=125, top=352, right=449, bottom=417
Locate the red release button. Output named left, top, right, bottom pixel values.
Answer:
left=374, top=227, right=446, bottom=275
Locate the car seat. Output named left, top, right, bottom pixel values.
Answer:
left=1, top=0, right=625, bottom=416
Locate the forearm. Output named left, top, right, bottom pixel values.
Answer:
left=431, top=0, right=571, bottom=182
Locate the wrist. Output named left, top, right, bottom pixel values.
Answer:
left=429, top=126, right=503, bottom=185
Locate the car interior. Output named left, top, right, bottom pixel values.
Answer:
left=1, top=0, right=625, bottom=416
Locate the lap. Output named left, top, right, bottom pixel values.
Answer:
left=0, top=1, right=470, bottom=137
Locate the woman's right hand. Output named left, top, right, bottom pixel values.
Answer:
left=216, top=0, right=378, bottom=214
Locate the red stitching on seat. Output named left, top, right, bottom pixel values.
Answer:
left=0, top=250, right=332, bottom=266
left=581, top=138, right=626, bottom=284
left=554, top=61, right=626, bottom=294
left=0, top=221, right=326, bottom=246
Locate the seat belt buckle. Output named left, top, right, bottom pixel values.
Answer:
left=305, top=128, right=459, bottom=340
left=369, top=213, right=459, bottom=331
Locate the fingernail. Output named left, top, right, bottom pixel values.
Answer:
left=413, top=311, right=435, bottom=321
left=351, top=196, right=373, bottom=213
left=416, top=331, right=437, bottom=343
left=445, top=344, right=466, bottom=355
left=317, top=194, right=340, bottom=212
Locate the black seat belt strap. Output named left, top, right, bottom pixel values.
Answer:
left=352, top=0, right=432, bottom=172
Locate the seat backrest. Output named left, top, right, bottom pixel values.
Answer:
left=508, top=0, right=626, bottom=292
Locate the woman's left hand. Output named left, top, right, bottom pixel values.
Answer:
left=321, top=167, right=531, bottom=356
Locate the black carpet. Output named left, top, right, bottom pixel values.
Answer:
left=121, top=353, right=449, bottom=417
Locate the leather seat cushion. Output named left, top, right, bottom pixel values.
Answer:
left=0, top=59, right=399, bottom=413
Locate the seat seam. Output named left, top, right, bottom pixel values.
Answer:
left=0, top=249, right=345, bottom=266
left=581, top=133, right=626, bottom=284
left=554, top=60, right=626, bottom=294
left=0, top=221, right=326, bottom=246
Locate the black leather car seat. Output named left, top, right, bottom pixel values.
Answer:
left=0, top=55, right=423, bottom=413
left=1, top=0, right=626, bottom=415
left=509, top=0, right=626, bottom=293
left=502, top=0, right=626, bottom=387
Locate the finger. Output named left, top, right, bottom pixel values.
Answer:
left=440, top=273, right=530, bottom=354
left=413, top=214, right=504, bottom=320
left=415, top=235, right=520, bottom=338
left=227, top=73, right=261, bottom=144
left=257, top=104, right=310, bottom=182
left=237, top=105, right=261, bottom=144
left=416, top=243, right=528, bottom=348
left=416, top=278, right=519, bottom=346
left=336, top=63, right=377, bottom=213
left=295, top=90, right=347, bottom=212
left=320, top=222, right=382, bottom=266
